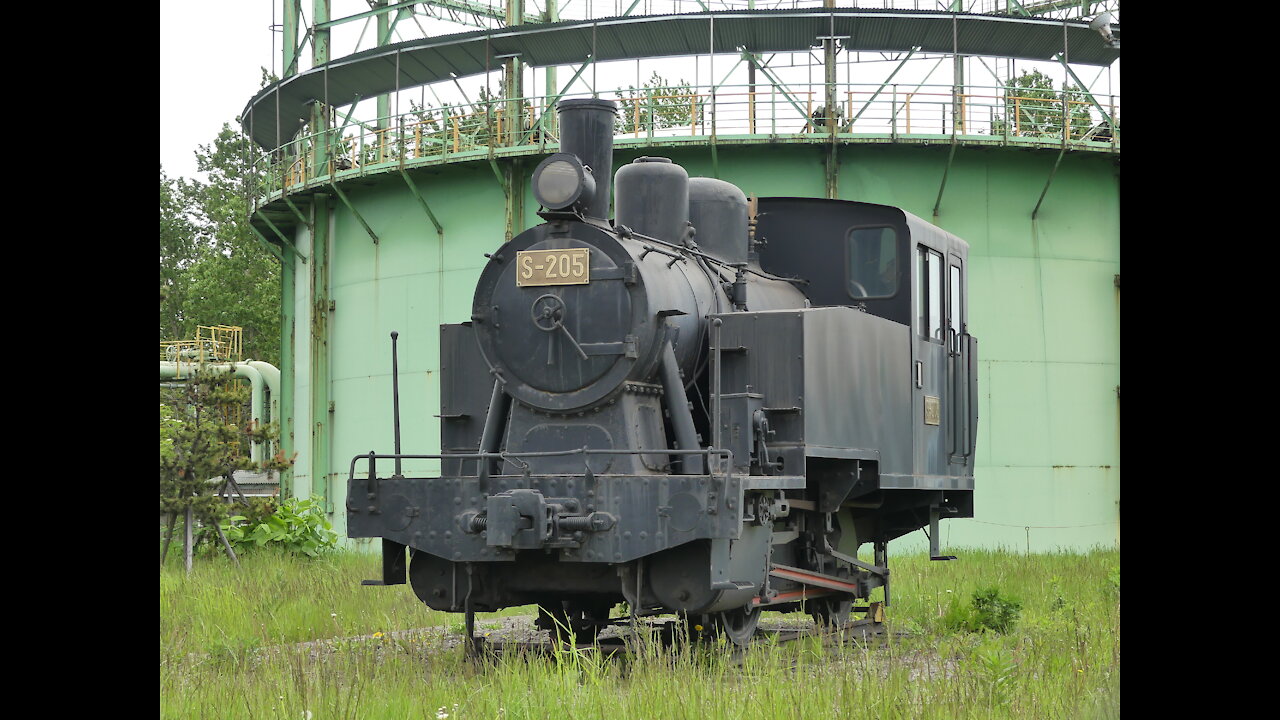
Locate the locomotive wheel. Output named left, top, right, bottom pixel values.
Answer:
left=809, top=595, right=854, bottom=628
left=683, top=613, right=717, bottom=642
left=537, top=601, right=608, bottom=645
left=809, top=568, right=854, bottom=628
left=716, top=607, right=762, bottom=647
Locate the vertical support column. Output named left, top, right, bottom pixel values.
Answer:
left=277, top=0, right=303, bottom=498
left=544, top=0, right=558, bottom=138
left=504, top=0, right=525, bottom=146
left=951, top=1, right=964, bottom=135
left=313, top=1, right=331, bottom=175
left=312, top=1, right=329, bottom=64
left=377, top=0, right=391, bottom=152
left=952, top=60, right=964, bottom=134
left=283, top=0, right=300, bottom=78
left=310, top=194, right=332, bottom=511
left=280, top=242, right=296, bottom=497
left=503, top=1, right=524, bottom=153
left=824, top=145, right=838, bottom=199
left=503, top=59, right=523, bottom=147
left=505, top=160, right=525, bottom=240
left=311, top=0, right=333, bottom=512
left=747, top=0, right=756, bottom=133
left=502, top=0, right=525, bottom=241
left=279, top=0, right=305, bottom=183
left=823, top=0, right=838, bottom=199
left=823, top=0, right=836, bottom=137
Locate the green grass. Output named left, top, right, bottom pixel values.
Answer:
left=160, top=547, right=1119, bottom=719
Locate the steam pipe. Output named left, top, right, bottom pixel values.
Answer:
left=659, top=341, right=704, bottom=475
left=478, top=379, right=512, bottom=478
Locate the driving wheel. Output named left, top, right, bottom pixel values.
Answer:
left=717, top=607, right=762, bottom=647
left=809, top=568, right=854, bottom=628
left=537, top=600, right=609, bottom=645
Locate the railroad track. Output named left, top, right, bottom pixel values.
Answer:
left=465, top=616, right=901, bottom=659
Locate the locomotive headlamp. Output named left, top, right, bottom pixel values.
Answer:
left=532, top=153, right=596, bottom=211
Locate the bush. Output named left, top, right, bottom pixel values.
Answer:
left=221, top=496, right=338, bottom=557
left=943, top=586, right=1023, bottom=634
left=161, top=497, right=275, bottom=557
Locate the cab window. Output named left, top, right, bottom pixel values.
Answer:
left=949, top=263, right=962, bottom=344
left=847, top=227, right=898, bottom=299
left=918, top=247, right=944, bottom=342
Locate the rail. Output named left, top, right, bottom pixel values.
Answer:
left=251, top=81, right=1117, bottom=208
left=160, top=325, right=244, bottom=372
left=349, top=446, right=736, bottom=482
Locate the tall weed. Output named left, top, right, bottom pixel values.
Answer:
left=161, top=548, right=1119, bottom=719
left=943, top=586, right=1023, bottom=634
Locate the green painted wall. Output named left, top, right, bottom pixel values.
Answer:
left=286, top=143, right=1120, bottom=553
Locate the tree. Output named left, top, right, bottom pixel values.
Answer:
left=991, top=69, right=1093, bottom=140
left=160, top=125, right=280, bottom=365
left=160, top=168, right=202, bottom=335
left=617, top=72, right=704, bottom=135
left=471, top=83, right=537, bottom=147
left=402, top=99, right=447, bottom=159
left=160, top=369, right=289, bottom=572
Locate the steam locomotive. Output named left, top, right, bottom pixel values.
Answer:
left=347, top=98, right=977, bottom=646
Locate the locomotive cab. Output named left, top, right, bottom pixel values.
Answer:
left=347, top=98, right=976, bottom=647
left=753, top=198, right=978, bottom=554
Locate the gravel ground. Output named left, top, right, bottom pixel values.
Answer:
left=172, top=613, right=962, bottom=686
left=233, top=613, right=910, bottom=668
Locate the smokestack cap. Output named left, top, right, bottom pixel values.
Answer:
left=557, top=98, right=620, bottom=114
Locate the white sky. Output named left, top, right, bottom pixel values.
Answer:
left=161, top=1, right=278, bottom=180
left=159, top=2, right=1117, bottom=182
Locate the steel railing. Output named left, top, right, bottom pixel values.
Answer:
left=160, top=325, right=244, bottom=371
left=251, top=81, right=1117, bottom=208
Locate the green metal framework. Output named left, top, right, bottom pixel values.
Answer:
left=272, top=1, right=1120, bottom=76
left=249, top=2, right=1120, bottom=258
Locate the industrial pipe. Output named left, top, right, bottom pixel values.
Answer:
left=160, top=360, right=279, bottom=463
left=245, top=360, right=281, bottom=437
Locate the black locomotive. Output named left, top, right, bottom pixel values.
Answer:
left=347, top=98, right=977, bottom=646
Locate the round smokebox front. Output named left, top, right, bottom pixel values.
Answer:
left=472, top=223, right=653, bottom=413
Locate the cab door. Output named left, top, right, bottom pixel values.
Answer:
left=946, top=256, right=971, bottom=467
left=914, top=245, right=947, bottom=476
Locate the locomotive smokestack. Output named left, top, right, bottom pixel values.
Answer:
left=557, top=98, right=618, bottom=220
